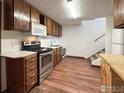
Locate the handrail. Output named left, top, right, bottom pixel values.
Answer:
left=95, top=33, right=105, bottom=42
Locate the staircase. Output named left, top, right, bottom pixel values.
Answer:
left=89, top=48, right=105, bottom=66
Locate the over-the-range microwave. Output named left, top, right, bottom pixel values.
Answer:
left=31, top=22, right=47, bottom=36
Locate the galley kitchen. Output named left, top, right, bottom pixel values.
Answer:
left=1, top=0, right=124, bottom=93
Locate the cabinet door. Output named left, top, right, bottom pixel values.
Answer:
left=31, top=7, right=40, bottom=23
left=58, top=25, right=62, bottom=37
left=57, top=47, right=62, bottom=63
left=112, top=70, right=124, bottom=93
left=105, top=65, right=112, bottom=93
left=52, top=21, right=56, bottom=36
left=53, top=48, right=57, bottom=67
left=25, top=54, right=37, bottom=92
left=53, top=22, right=59, bottom=36
left=55, top=23, right=59, bottom=36
left=101, top=61, right=106, bottom=86
left=114, top=0, right=124, bottom=28
left=101, top=60, right=112, bottom=93
left=45, top=17, right=53, bottom=35
left=14, top=0, right=30, bottom=31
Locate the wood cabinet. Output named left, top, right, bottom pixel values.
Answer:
left=45, top=17, right=62, bottom=37
left=6, top=54, right=37, bottom=93
left=31, top=7, right=40, bottom=23
left=114, top=0, right=124, bottom=28
left=112, top=70, right=124, bottom=93
left=56, top=47, right=63, bottom=63
left=52, top=21, right=62, bottom=37
left=53, top=47, right=63, bottom=67
left=53, top=49, right=57, bottom=67
left=52, top=21, right=57, bottom=36
left=45, top=17, right=53, bottom=35
left=101, top=59, right=112, bottom=93
left=4, top=0, right=62, bottom=35
left=58, top=24, right=62, bottom=37
left=4, top=0, right=30, bottom=31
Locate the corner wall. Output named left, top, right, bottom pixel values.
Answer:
left=105, top=16, right=114, bottom=54
left=60, top=18, right=106, bottom=58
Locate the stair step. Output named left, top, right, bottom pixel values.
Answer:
left=91, top=58, right=101, bottom=66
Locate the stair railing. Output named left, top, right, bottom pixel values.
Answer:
left=94, top=33, right=105, bottom=42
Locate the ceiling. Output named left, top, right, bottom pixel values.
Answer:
left=26, top=0, right=114, bottom=26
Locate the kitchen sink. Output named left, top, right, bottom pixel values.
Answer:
left=50, top=45, right=61, bottom=47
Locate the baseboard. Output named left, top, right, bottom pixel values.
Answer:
left=91, top=65, right=101, bottom=68
left=66, top=55, right=86, bottom=59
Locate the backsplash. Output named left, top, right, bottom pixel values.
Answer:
left=1, top=30, right=25, bottom=54
left=1, top=30, right=61, bottom=54
left=38, top=36, right=61, bottom=47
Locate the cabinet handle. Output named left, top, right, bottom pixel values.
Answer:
left=30, top=72, right=35, bottom=78
left=30, top=65, right=35, bottom=70
left=31, top=80, right=35, bottom=85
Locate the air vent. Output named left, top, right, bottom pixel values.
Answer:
left=67, top=0, right=72, bottom=2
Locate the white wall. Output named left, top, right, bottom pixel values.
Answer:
left=60, top=18, right=106, bottom=58
left=105, top=16, right=113, bottom=54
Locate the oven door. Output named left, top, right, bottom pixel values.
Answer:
left=39, top=51, right=53, bottom=74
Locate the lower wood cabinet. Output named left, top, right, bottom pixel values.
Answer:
left=6, top=53, right=37, bottom=93
left=112, top=70, right=124, bottom=93
left=101, top=58, right=124, bottom=93
left=53, top=47, right=63, bottom=67
left=53, top=48, right=57, bottom=67
left=101, top=59, right=112, bottom=93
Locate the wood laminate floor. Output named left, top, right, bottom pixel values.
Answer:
left=30, top=57, right=101, bottom=93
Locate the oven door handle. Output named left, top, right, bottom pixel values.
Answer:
left=40, top=51, right=53, bottom=56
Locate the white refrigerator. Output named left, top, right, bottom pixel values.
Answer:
left=111, top=29, right=124, bottom=55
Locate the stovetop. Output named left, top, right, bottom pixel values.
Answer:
left=22, top=41, right=53, bottom=53
left=23, top=47, right=53, bottom=53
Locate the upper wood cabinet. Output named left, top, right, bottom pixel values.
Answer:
left=52, top=21, right=58, bottom=36
left=4, top=0, right=30, bottom=31
left=31, top=7, right=40, bottom=23
left=114, top=0, right=124, bottom=28
left=58, top=24, right=62, bottom=37
left=45, top=17, right=53, bottom=35
left=52, top=21, right=62, bottom=37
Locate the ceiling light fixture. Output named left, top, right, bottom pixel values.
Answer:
left=67, top=0, right=77, bottom=19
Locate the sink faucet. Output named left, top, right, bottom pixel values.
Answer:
left=50, top=38, right=56, bottom=46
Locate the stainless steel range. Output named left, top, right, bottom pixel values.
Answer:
left=22, top=41, right=53, bottom=84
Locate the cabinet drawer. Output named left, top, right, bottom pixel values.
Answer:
left=25, top=62, right=37, bottom=73
left=25, top=57, right=37, bottom=66
left=25, top=69, right=37, bottom=82
left=25, top=78, right=37, bottom=92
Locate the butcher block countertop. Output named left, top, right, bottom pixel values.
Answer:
left=100, top=54, right=124, bottom=81
left=1, top=51, right=37, bottom=58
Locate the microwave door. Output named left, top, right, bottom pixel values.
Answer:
left=31, top=22, right=47, bottom=36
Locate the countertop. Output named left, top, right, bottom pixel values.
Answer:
left=42, top=45, right=63, bottom=49
left=1, top=51, right=37, bottom=58
left=100, top=54, right=124, bottom=81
